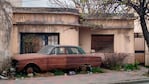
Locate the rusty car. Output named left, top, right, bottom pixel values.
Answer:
left=12, top=45, right=102, bottom=74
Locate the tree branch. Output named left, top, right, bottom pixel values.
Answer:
left=127, top=0, right=140, bottom=14
left=144, top=1, right=149, bottom=16
left=145, top=1, right=149, bottom=9
left=142, top=0, right=146, bottom=7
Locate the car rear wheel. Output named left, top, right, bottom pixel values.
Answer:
left=80, top=64, right=92, bottom=72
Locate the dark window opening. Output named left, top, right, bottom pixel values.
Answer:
left=135, top=51, right=145, bottom=53
left=134, top=33, right=143, bottom=38
left=20, top=33, right=59, bottom=54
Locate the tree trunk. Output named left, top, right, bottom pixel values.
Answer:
left=139, top=15, right=149, bottom=48
left=0, top=0, right=12, bottom=72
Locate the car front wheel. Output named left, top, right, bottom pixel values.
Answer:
left=24, top=65, right=40, bottom=75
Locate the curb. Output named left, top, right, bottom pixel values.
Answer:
left=113, top=78, right=149, bottom=84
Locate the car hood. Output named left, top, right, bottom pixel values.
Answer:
left=12, top=53, right=48, bottom=61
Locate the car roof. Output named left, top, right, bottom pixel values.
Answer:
left=45, top=45, right=80, bottom=48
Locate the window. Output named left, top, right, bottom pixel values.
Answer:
left=51, top=47, right=68, bottom=55
left=69, top=48, right=80, bottom=54
left=134, top=33, right=143, bottom=38
left=20, top=33, right=59, bottom=54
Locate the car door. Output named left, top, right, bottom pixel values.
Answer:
left=66, top=47, right=84, bottom=69
left=47, top=47, right=68, bottom=70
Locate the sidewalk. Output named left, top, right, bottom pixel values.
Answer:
left=0, top=66, right=149, bottom=84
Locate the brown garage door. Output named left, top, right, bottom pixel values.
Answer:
left=91, top=35, right=114, bottom=53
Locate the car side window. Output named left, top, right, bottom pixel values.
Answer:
left=51, top=47, right=68, bottom=55
left=68, top=47, right=81, bottom=54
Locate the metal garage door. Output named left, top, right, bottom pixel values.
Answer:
left=91, top=35, right=114, bottom=53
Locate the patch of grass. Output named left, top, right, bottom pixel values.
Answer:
left=79, top=71, right=88, bottom=74
left=91, top=67, right=104, bottom=73
left=123, top=62, right=140, bottom=71
left=110, top=65, right=122, bottom=71
left=53, top=69, right=65, bottom=76
left=14, top=72, right=28, bottom=78
left=145, top=66, right=149, bottom=68
left=79, top=67, right=104, bottom=74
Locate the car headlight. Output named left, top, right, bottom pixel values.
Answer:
left=12, top=59, right=19, bottom=68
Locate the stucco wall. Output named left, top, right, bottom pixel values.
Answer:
left=145, top=43, right=149, bottom=65
left=135, top=38, right=145, bottom=50
left=79, top=28, right=91, bottom=53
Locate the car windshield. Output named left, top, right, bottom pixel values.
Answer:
left=38, top=45, right=53, bottom=55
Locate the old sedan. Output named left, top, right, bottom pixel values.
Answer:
left=12, top=45, right=102, bottom=74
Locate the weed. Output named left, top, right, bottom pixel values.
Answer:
left=14, top=72, right=28, bottom=78
left=53, top=69, right=64, bottom=75
left=102, top=53, right=128, bottom=70
left=123, top=62, right=140, bottom=71
left=91, top=67, right=104, bottom=73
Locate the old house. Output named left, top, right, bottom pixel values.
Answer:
left=10, top=7, right=135, bottom=64
left=3, top=0, right=138, bottom=64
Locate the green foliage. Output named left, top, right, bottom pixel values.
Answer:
left=79, top=67, right=104, bottom=74
left=53, top=69, right=65, bottom=75
left=91, top=67, right=104, bottom=73
left=123, top=62, right=140, bottom=71
left=145, top=66, right=149, bottom=68
left=110, top=64, right=122, bottom=71
left=80, top=0, right=88, bottom=3
left=15, top=72, right=28, bottom=78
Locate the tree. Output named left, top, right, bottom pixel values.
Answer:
left=124, top=0, right=149, bottom=48
left=49, top=0, right=127, bottom=14
left=0, top=0, right=12, bottom=71
left=49, top=0, right=149, bottom=48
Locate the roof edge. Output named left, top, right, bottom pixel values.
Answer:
left=84, top=13, right=136, bottom=20
left=13, top=7, right=79, bottom=14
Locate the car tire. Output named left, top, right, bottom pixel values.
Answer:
left=80, top=64, right=92, bottom=72
left=24, top=65, right=40, bottom=75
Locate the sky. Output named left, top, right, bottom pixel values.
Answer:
left=23, top=0, right=50, bottom=7
left=22, top=0, right=75, bottom=8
